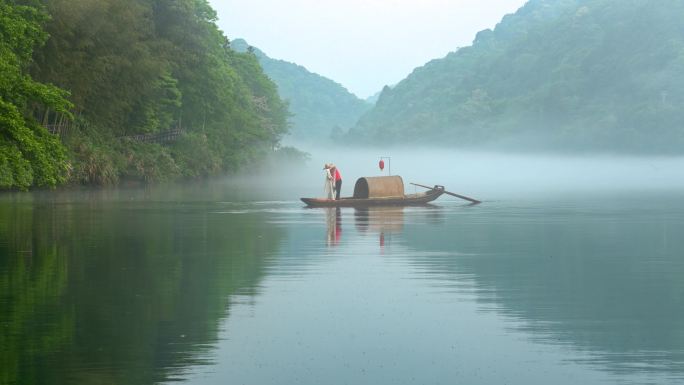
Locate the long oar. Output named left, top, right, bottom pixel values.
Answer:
left=410, top=182, right=481, bottom=204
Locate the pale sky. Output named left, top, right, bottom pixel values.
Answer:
left=209, top=0, right=527, bottom=99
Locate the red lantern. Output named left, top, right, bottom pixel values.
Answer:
left=379, top=159, right=385, bottom=171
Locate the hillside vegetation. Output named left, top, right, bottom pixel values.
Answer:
left=1, top=0, right=289, bottom=190
left=351, top=0, right=684, bottom=153
left=232, top=39, right=370, bottom=141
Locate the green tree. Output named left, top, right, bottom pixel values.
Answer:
left=0, top=1, right=71, bottom=190
left=17, top=0, right=291, bottom=186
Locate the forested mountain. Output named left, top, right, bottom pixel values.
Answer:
left=1, top=0, right=288, bottom=190
left=231, top=39, right=370, bottom=141
left=365, top=89, right=384, bottom=105
left=351, top=0, right=684, bottom=153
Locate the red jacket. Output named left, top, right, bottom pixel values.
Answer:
left=333, top=168, right=342, bottom=181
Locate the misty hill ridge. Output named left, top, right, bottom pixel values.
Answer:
left=351, top=0, right=684, bottom=153
left=231, top=39, right=370, bottom=140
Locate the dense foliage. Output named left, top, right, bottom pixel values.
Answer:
left=232, top=39, right=370, bottom=141
left=1, top=0, right=290, bottom=189
left=351, top=0, right=684, bottom=153
left=0, top=1, right=72, bottom=190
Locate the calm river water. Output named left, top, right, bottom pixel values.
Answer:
left=2, top=152, right=684, bottom=385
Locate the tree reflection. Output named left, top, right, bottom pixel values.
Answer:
left=0, top=198, right=283, bottom=384
left=0, top=202, right=72, bottom=385
left=400, top=202, right=684, bottom=377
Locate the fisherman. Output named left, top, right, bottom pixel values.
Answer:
left=323, top=163, right=334, bottom=199
left=329, top=164, right=342, bottom=200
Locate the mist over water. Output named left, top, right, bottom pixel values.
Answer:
left=270, top=143, right=684, bottom=202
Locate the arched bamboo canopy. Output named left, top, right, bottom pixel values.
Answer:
left=353, top=176, right=405, bottom=199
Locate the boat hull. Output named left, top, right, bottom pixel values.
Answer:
left=301, top=189, right=444, bottom=207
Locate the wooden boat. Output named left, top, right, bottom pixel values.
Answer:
left=301, top=176, right=445, bottom=207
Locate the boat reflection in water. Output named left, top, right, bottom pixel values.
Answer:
left=324, top=206, right=442, bottom=248
left=325, top=207, right=342, bottom=247
left=354, top=207, right=405, bottom=248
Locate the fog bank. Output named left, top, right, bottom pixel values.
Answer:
left=257, top=145, right=684, bottom=202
